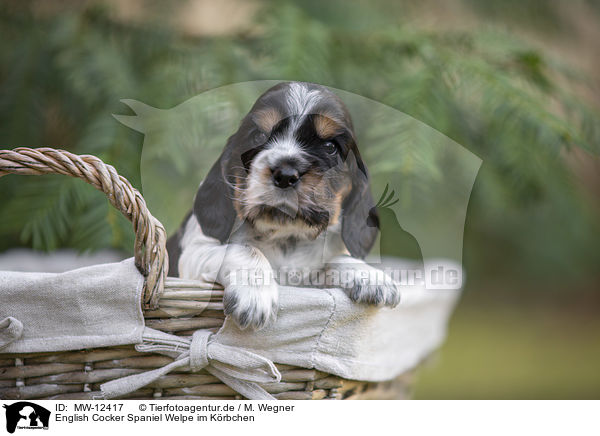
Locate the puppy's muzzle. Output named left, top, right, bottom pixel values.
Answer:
left=272, top=163, right=300, bottom=189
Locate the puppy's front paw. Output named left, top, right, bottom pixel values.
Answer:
left=223, top=282, right=278, bottom=330
left=341, top=266, right=400, bottom=308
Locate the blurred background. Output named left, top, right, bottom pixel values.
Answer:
left=1, top=0, right=599, bottom=398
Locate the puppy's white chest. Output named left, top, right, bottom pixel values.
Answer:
left=259, top=240, right=325, bottom=272
left=250, top=224, right=346, bottom=274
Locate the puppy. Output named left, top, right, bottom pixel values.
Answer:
left=167, top=82, right=400, bottom=330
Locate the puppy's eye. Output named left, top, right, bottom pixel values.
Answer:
left=324, top=141, right=337, bottom=155
left=253, top=131, right=268, bottom=145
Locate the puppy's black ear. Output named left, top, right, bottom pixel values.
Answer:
left=193, top=150, right=237, bottom=243
left=341, top=147, right=378, bottom=259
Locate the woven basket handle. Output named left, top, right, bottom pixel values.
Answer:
left=0, top=147, right=167, bottom=309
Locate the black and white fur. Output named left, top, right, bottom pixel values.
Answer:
left=167, top=82, right=399, bottom=330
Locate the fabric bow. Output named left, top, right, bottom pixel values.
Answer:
left=100, top=328, right=281, bottom=400
left=0, top=317, right=23, bottom=350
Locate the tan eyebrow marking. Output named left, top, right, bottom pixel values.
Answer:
left=314, top=114, right=343, bottom=138
left=253, top=107, right=282, bottom=132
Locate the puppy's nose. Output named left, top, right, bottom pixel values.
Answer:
left=272, top=165, right=300, bottom=188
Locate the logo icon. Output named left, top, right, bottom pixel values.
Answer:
left=2, top=402, right=50, bottom=434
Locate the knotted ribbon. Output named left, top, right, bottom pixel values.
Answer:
left=0, top=317, right=23, bottom=350
left=99, top=328, right=281, bottom=400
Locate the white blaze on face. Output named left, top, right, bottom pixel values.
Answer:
left=286, top=82, right=322, bottom=129
left=244, top=83, right=324, bottom=214
left=264, top=82, right=323, bottom=168
left=263, top=136, right=305, bottom=169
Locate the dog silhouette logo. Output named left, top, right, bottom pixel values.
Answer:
left=2, top=402, right=50, bottom=433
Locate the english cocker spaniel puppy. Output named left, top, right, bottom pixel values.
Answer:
left=167, top=82, right=400, bottom=329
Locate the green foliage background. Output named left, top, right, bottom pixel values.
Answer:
left=1, top=0, right=599, bottom=398
left=1, top=0, right=599, bottom=284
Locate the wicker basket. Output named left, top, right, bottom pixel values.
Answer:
left=0, top=147, right=415, bottom=400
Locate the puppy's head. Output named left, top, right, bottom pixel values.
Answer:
left=194, top=82, right=378, bottom=258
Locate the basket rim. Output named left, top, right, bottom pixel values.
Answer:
left=0, top=147, right=168, bottom=309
